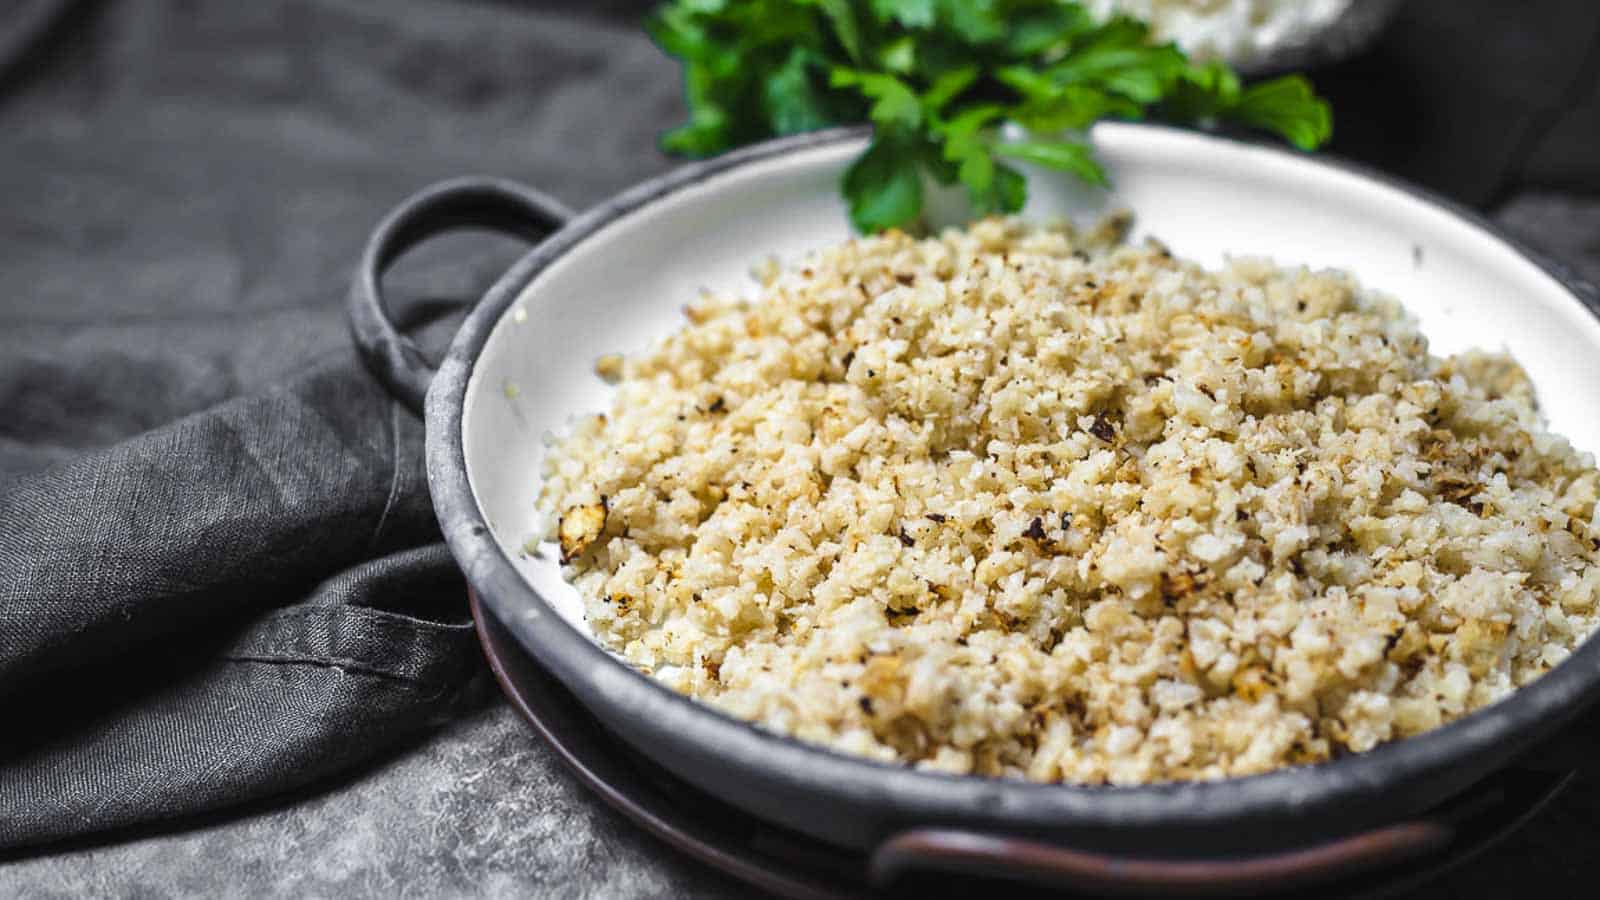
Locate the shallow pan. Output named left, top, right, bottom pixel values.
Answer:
left=348, top=125, right=1600, bottom=882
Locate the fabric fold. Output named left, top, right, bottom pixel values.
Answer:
left=0, top=353, right=480, bottom=853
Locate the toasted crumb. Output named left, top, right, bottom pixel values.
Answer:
left=557, top=497, right=607, bottom=563
left=594, top=353, right=625, bottom=384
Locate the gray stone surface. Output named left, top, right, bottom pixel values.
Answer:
left=0, top=702, right=744, bottom=899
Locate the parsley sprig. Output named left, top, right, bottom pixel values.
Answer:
left=648, top=0, right=1332, bottom=233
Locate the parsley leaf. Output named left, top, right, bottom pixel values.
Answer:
left=842, top=132, right=924, bottom=232
left=937, top=0, right=1005, bottom=44
left=765, top=48, right=834, bottom=134
left=994, top=140, right=1107, bottom=185
left=1230, top=75, right=1333, bottom=150
left=811, top=0, right=865, bottom=62
left=830, top=67, right=923, bottom=130
left=869, top=0, right=934, bottom=29
left=921, top=65, right=978, bottom=113
left=651, top=0, right=1334, bottom=233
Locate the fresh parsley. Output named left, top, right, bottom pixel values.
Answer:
left=647, top=0, right=1333, bottom=233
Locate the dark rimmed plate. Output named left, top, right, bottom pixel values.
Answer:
left=416, top=125, right=1600, bottom=855
left=348, top=121, right=1600, bottom=874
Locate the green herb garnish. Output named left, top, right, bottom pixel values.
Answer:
left=648, top=0, right=1332, bottom=233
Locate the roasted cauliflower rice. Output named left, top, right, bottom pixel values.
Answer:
left=537, top=217, right=1600, bottom=784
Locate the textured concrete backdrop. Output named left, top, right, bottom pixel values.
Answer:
left=3, top=1, right=1598, bottom=896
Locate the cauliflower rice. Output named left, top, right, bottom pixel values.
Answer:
left=537, top=217, right=1600, bottom=785
left=1090, top=0, right=1354, bottom=65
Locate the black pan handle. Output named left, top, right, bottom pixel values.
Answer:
left=347, top=176, right=573, bottom=414
left=869, top=818, right=1453, bottom=897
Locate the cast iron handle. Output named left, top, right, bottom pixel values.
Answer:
left=869, top=819, right=1453, bottom=896
left=347, top=176, right=573, bottom=414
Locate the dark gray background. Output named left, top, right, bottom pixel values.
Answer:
left=2, top=0, right=1598, bottom=895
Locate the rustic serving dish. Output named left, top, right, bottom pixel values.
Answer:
left=349, top=124, right=1600, bottom=883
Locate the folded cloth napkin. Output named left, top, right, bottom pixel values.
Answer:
left=0, top=0, right=656, bottom=854
left=1, top=0, right=1597, bottom=858
left=0, top=353, right=482, bottom=851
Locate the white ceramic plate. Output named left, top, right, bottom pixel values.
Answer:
left=462, top=123, right=1600, bottom=638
